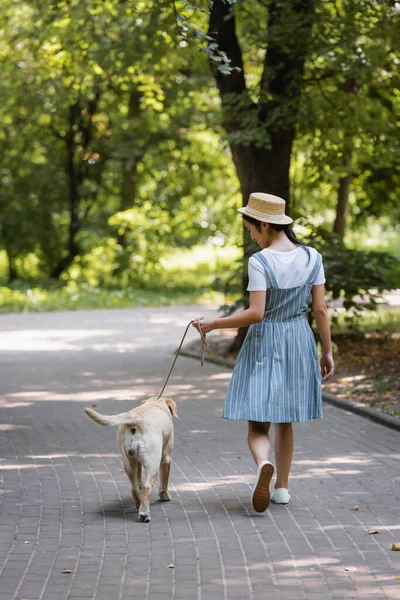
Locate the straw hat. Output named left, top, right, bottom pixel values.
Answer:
left=238, top=192, right=293, bottom=225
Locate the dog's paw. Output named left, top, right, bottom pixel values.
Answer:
left=138, top=511, right=151, bottom=523
left=158, top=490, right=171, bottom=502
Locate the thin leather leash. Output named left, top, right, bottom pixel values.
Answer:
left=157, top=320, right=208, bottom=399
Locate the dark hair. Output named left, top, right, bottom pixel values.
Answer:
left=242, top=214, right=310, bottom=259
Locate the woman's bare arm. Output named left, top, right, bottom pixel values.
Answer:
left=193, top=291, right=266, bottom=334
left=312, top=284, right=334, bottom=379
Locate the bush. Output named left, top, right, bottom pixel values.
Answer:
left=307, top=227, right=399, bottom=319
left=217, top=226, right=400, bottom=325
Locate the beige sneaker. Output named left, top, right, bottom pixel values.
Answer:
left=271, top=488, right=290, bottom=504
left=251, top=460, right=274, bottom=513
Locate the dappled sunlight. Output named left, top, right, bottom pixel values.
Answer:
left=0, top=423, right=31, bottom=431
left=297, top=456, right=372, bottom=465
left=5, top=389, right=144, bottom=403
left=1, top=452, right=122, bottom=471
left=270, top=557, right=340, bottom=568
left=148, top=316, right=183, bottom=324
left=190, top=430, right=215, bottom=434
left=0, top=306, right=398, bottom=600
left=320, top=523, right=399, bottom=533
left=175, top=474, right=253, bottom=492
left=0, top=329, right=115, bottom=352
left=1, top=463, right=65, bottom=470
left=76, top=471, right=108, bottom=476
left=29, top=453, right=78, bottom=459
left=207, top=373, right=232, bottom=380
left=212, top=563, right=363, bottom=585
left=307, top=468, right=364, bottom=475
left=0, top=373, right=228, bottom=405
left=0, top=400, right=33, bottom=408
left=0, top=318, right=208, bottom=354
left=290, top=470, right=363, bottom=479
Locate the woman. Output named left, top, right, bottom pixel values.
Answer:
left=193, top=192, right=334, bottom=513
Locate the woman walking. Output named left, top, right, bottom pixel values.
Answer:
left=193, top=192, right=334, bottom=513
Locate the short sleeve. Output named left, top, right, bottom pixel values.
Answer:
left=313, top=255, right=326, bottom=285
left=247, top=255, right=270, bottom=291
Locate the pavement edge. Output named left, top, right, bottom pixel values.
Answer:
left=180, top=347, right=400, bottom=433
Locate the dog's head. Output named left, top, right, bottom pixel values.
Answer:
left=141, top=396, right=179, bottom=420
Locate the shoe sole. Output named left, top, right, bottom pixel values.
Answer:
left=252, top=462, right=274, bottom=513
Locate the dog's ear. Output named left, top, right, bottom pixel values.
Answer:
left=165, top=398, right=179, bottom=420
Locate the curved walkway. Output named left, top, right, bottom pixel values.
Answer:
left=0, top=306, right=399, bottom=600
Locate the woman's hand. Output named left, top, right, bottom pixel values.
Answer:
left=320, top=352, right=334, bottom=381
left=192, top=318, right=214, bottom=335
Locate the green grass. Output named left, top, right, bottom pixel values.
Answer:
left=0, top=284, right=222, bottom=314
left=345, top=221, right=400, bottom=256
left=0, top=282, right=229, bottom=313
left=0, top=244, right=241, bottom=313
left=332, top=308, right=400, bottom=337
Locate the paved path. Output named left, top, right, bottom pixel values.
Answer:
left=0, top=306, right=399, bottom=600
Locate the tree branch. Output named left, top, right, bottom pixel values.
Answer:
left=207, top=0, right=255, bottom=132
left=368, top=85, right=396, bottom=115
left=259, top=0, right=315, bottom=129
left=317, top=80, right=337, bottom=110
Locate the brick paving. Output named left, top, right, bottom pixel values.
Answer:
left=0, top=306, right=399, bottom=600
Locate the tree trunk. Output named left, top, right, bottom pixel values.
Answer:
left=333, top=172, right=352, bottom=238
left=333, top=77, right=356, bottom=239
left=6, top=248, right=18, bottom=282
left=118, top=161, right=139, bottom=247
left=208, top=0, right=314, bottom=352
left=117, top=88, right=142, bottom=248
left=50, top=105, right=80, bottom=279
left=231, top=133, right=294, bottom=210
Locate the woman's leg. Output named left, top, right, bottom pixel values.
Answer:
left=274, top=423, right=293, bottom=488
left=248, top=421, right=271, bottom=465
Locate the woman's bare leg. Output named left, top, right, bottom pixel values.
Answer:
left=248, top=421, right=271, bottom=465
left=274, top=423, right=293, bottom=488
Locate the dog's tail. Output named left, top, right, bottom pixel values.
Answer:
left=85, top=408, right=141, bottom=427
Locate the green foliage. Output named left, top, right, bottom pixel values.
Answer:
left=0, top=0, right=398, bottom=322
left=333, top=309, right=400, bottom=338
left=109, top=202, right=171, bottom=285
left=0, top=282, right=224, bottom=314
left=293, top=0, right=400, bottom=226
left=0, top=243, right=239, bottom=313
left=0, top=0, right=239, bottom=281
left=216, top=225, right=399, bottom=322
left=305, top=227, right=400, bottom=316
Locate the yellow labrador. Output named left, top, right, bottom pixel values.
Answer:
left=85, top=396, right=179, bottom=522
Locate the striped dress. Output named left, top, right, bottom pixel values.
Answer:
left=222, top=250, right=323, bottom=423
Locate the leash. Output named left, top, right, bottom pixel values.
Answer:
left=157, top=320, right=207, bottom=399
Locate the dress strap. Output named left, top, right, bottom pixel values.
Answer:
left=307, top=252, right=322, bottom=285
left=253, top=252, right=279, bottom=288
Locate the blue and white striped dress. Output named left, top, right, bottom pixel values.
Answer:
left=222, top=250, right=323, bottom=423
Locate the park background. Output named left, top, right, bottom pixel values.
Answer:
left=0, top=0, right=399, bottom=417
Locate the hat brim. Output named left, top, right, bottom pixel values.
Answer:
left=237, top=207, right=293, bottom=225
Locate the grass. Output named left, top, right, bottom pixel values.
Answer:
left=0, top=244, right=240, bottom=314
left=0, top=283, right=229, bottom=314
left=345, top=221, right=400, bottom=256
left=331, top=308, right=400, bottom=337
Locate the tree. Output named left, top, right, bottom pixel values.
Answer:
left=295, top=0, right=400, bottom=236
left=0, top=0, right=239, bottom=283
left=205, top=0, right=315, bottom=348
left=207, top=0, right=315, bottom=206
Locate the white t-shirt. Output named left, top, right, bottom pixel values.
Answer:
left=247, top=246, right=325, bottom=291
